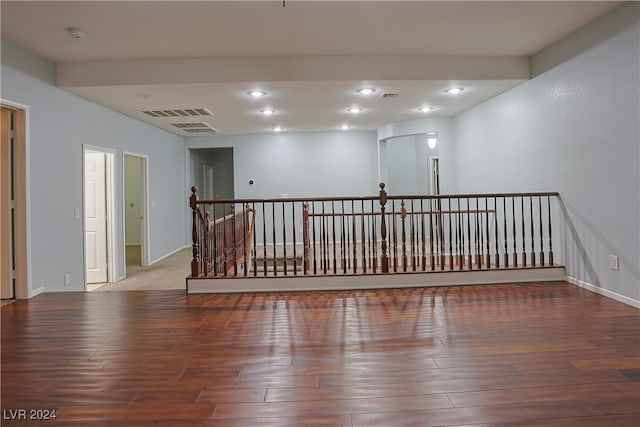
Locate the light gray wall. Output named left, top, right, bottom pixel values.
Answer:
left=186, top=131, right=379, bottom=198
left=1, top=38, right=186, bottom=293
left=451, top=12, right=639, bottom=302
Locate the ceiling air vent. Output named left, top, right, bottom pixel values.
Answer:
left=142, top=108, right=213, bottom=118
left=381, top=93, right=399, bottom=99
left=170, top=122, right=218, bottom=134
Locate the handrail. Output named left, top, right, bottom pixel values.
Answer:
left=193, top=191, right=559, bottom=205
left=190, top=184, right=560, bottom=279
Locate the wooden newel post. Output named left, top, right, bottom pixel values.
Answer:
left=379, top=183, right=389, bottom=273
left=190, top=186, right=200, bottom=277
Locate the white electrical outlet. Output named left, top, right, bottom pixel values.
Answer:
left=608, top=255, right=619, bottom=271
left=74, top=208, right=81, bottom=219
left=64, top=273, right=71, bottom=286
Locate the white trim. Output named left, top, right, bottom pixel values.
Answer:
left=123, top=152, right=150, bottom=276
left=566, top=276, right=640, bottom=308
left=187, top=266, right=566, bottom=294
left=1, top=99, right=31, bottom=299
left=82, top=145, right=118, bottom=287
left=149, top=245, right=189, bottom=266
left=29, top=287, right=45, bottom=298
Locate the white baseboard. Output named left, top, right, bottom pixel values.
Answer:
left=566, top=276, right=640, bottom=308
left=149, top=245, right=189, bottom=266
left=29, top=287, right=45, bottom=298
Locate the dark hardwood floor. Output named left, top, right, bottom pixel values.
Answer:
left=1, top=282, right=639, bottom=426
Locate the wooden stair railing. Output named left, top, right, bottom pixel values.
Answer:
left=191, top=185, right=560, bottom=278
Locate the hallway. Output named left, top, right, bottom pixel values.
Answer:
left=88, top=248, right=190, bottom=292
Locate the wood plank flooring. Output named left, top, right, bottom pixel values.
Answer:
left=2, top=282, right=639, bottom=426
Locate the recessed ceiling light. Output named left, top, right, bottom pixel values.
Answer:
left=347, top=107, right=364, bottom=114
left=339, top=124, right=351, bottom=130
left=356, top=88, right=376, bottom=95
left=444, top=87, right=464, bottom=95
left=418, top=106, right=434, bottom=112
left=247, top=90, right=267, bottom=97
left=272, top=125, right=283, bottom=132
left=260, top=109, right=276, bottom=115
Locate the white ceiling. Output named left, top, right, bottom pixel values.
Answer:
left=1, top=1, right=620, bottom=136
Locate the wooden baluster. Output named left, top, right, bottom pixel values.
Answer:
left=420, top=199, right=426, bottom=271
left=485, top=198, right=491, bottom=269
left=282, top=202, right=287, bottom=276
left=272, top=203, right=277, bottom=276
left=340, top=200, right=348, bottom=274
left=429, top=197, right=435, bottom=270
left=521, top=197, right=526, bottom=267
left=231, top=205, right=238, bottom=276
left=512, top=197, right=518, bottom=267
left=292, top=202, right=297, bottom=275
left=371, top=200, right=378, bottom=273
left=410, top=200, right=416, bottom=272
left=392, top=200, right=398, bottom=272
left=352, top=200, right=357, bottom=273
left=467, top=198, right=473, bottom=270
left=548, top=195, right=554, bottom=266
left=321, top=202, right=327, bottom=274
left=252, top=202, right=258, bottom=277
left=530, top=196, right=536, bottom=267
left=503, top=197, right=508, bottom=268
left=241, top=205, right=247, bottom=276
left=331, top=201, right=337, bottom=274
left=448, top=198, right=454, bottom=271
left=361, top=200, right=367, bottom=273
left=456, top=198, right=464, bottom=270
left=303, top=202, right=309, bottom=274
left=261, top=203, right=267, bottom=276
left=203, top=211, right=210, bottom=276
left=211, top=206, right=218, bottom=275
left=494, top=197, right=500, bottom=269
left=436, top=198, right=442, bottom=270
left=475, top=198, right=481, bottom=268
left=379, top=183, right=389, bottom=273
left=400, top=200, right=407, bottom=272
left=538, top=196, right=545, bottom=266
left=451, top=198, right=461, bottom=269
left=459, top=199, right=465, bottom=269
left=190, top=187, right=200, bottom=277
left=312, top=202, right=318, bottom=275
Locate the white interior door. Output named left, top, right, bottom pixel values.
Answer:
left=85, top=150, right=107, bottom=283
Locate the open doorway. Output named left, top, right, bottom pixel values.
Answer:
left=83, top=146, right=117, bottom=289
left=430, top=156, right=440, bottom=195
left=123, top=153, right=149, bottom=274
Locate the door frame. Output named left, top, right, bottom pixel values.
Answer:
left=82, top=145, right=117, bottom=286
left=122, top=151, right=150, bottom=276
left=1, top=100, right=31, bottom=299
left=429, top=156, right=440, bottom=195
